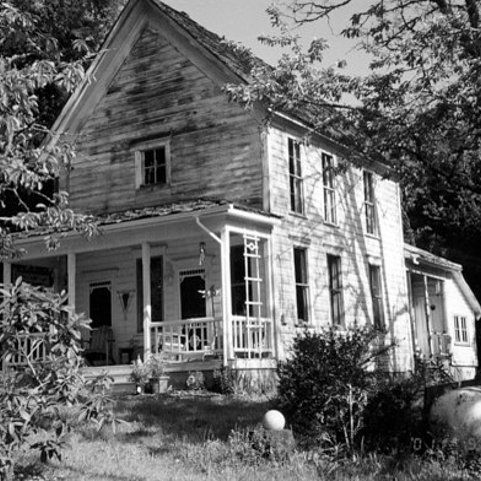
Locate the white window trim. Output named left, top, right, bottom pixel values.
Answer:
left=363, top=169, right=378, bottom=236
left=453, top=314, right=470, bottom=346
left=288, top=137, right=305, bottom=215
left=134, top=138, right=171, bottom=189
left=293, top=246, right=311, bottom=326
left=322, top=151, right=337, bottom=226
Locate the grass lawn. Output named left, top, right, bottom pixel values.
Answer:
left=17, top=391, right=477, bottom=481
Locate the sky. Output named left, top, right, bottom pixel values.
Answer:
left=161, top=0, right=372, bottom=76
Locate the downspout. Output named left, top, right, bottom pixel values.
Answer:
left=195, top=217, right=221, bottom=245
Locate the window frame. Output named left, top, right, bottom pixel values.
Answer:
left=453, top=315, right=469, bottom=345
left=322, top=152, right=337, bottom=225
left=288, top=137, right=305, bottom=215
left=293, top=247, right=310, bottom=324
left=368, top=263, right=385, bottom=330
left=134, top=139, right=171, bottom=189
left=363, top=170, right=377, bottom=235
left=327, top=254, right=344, bottom=327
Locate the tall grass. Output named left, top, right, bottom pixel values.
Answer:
left=15, top=393, right=476, bottom=481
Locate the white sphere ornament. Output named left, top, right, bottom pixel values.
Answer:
left=263, top=410, right=286, bottom=431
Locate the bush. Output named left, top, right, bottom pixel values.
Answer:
left=0, top=280, right=115, bottom=479
left=277, top=326, right=390, bottom=451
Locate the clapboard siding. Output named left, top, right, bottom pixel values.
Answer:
left=267, top=124, right=413, bottom=370
left=68, top=26, right=263, bottom=213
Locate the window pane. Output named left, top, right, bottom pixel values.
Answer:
left=328, top=255, right=343, bottom=325
left=156, top=165, right=166, bottom=184
left=144, top=149, right=154, bottom=168
left=294, top=248, right=309, bottom=322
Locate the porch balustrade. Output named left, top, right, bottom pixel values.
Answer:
left=1, top=333, right=47, bottom=370
left=150, top=317, right=223, bottom=360
left=232, top=315, right=273, bottom=358
left=150, top=315, right=274, bottom=361
left=432, top=332, right=452, bottom=358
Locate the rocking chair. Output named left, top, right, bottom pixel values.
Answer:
left=83, top=326, right=115, bottom=366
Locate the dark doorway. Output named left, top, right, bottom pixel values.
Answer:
left=89, top=282, right=112, bottom=328
left=180, top=272, right=206, bottom=319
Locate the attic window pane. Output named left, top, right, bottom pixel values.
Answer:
left=141, top=145, right=168, bottom=186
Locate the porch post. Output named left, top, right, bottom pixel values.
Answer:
left=405, top=269, right=418, bottom=367
left=422, top=275, right=434, bottom=357
left=142, top=242, right=152, bottom=360
left=220, top=227, right=233, bottom=364
left=3, top=261, right=12, bottom=287
left=67, top=253, right=76, bottom=310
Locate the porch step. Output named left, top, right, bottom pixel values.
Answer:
left=82, top=359, right=223, bottom=393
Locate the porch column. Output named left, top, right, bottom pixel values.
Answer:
left=2, top=261, right=12, bottom=287
left=405, top=270, right=418, bottom=366
left=265, top=236, right=277, bottom=359
left=67, top=253, right=76, bottom=309
left=422, top=275, right=434, bottom=357
left=220, top=227, right=233, bottom=364
left=141, top=242, right=152, bottom=359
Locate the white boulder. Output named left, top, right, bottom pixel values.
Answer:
left=263, top=410, right=286, bottom=431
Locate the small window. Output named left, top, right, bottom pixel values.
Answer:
left=363, top=171, right=377, bottom=235
left=368, top=264, right=384, bottom=330
left=322, top=153, right=336, bottom=224
left=294, top=247, right=309, bottom=323
left=135, top=142, right=170, bottom=188
left=288, top=138, right=304, bottom=214
left=327, top=254, right=344, bottom=326
left=454, top=315, right=469, bottom=344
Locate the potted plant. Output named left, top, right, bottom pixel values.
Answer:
left=130, top=356, right=150, bottom=394
left=147, top=354, right=169, bottom=394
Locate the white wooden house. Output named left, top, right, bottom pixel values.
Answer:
left=2, top=0, right=480, bottom=385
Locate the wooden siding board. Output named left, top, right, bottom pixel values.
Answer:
left=67, top=26, right=263, bottom=214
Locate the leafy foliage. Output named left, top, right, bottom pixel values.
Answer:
left=277, top=327, right=391, bottom=451
left=0, top=280, right=116, bottom=479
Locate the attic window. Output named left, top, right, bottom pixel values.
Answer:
left=134, top=140, right=171, bottom=188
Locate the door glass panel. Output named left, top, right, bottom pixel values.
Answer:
left=180, top=272, right=206, bottom=319
left=89, top=282, right=112, bottom=328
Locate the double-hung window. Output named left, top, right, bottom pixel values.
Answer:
left=322, top=153, right=336, bottom=224
left=288, top=138, right=304, bottom=214
left=454, top=315, right=469, bottom=344
left=135, top=141, right=170, bottom=189
left=327, top=254, right=344, bottom=326
left=363, top=171, right=377, bottom=235
left=368, top=264, right=384, bottom=330
left=294, top=247, right=309, bottom=323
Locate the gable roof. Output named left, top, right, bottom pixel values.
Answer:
left=149, top=1, right=268, bottom=81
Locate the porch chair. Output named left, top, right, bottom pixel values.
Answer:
left=83, top=326, right=115, bottom=366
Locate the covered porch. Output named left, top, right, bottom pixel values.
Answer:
left=1, top=202, right=280, bottom=373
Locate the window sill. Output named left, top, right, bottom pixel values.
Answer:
left=294, top=323, right=315, bottom=329
left=136, top=183, right=171, bottom=193
left=453, top=342, right=470, bottom=347
left=288, top=211, right=308, bottom=220
left=364, top=232, right=380, bottom=240
left=324, top=221, right=339, bottom=229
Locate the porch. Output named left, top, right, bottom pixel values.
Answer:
left=1, top=202, right=280, bottom=376
left=407, top=270, right=452, bottom=360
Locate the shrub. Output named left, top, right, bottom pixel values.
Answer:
left=0, top=280, right=115, bottom=479
left=277, top=326, right=391, bottom=451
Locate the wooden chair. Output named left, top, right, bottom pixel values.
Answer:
left=83, top=326, right=115, bottom=366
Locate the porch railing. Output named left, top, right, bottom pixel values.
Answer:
left=1, top=333, right=47, bottom=370
left=150, top=317, right=223, bottom=360
left=432, top=332, right=452, bottom=358
left=232, top=315, right=273, bottom=358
